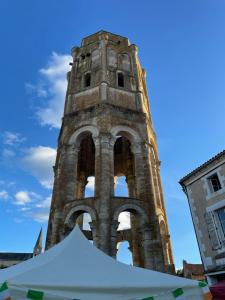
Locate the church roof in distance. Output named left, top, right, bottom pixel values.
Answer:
left=0, top=253, right=33, bottom=261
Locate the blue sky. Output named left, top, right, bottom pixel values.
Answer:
left=1, top=0, right=225, bottom=269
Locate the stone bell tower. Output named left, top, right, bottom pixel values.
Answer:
left=46, top=31, right=175, bottom=273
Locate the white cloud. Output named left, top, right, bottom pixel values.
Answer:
left=3, top=131, right=26, bottom=146
left=0, top=190, right=9, bottom=200
left=14, top=191, right=32, bottom=206
left=84, top=177, right=95, bottom=197
left=14, top=190, right=41, bottom=206
left=21, top=146, right=56, bottom=189
left=27, top=52, right=71, bottom=128
left=36, top=196, right=51, bottom=208
left=32, top=211, right=49, bottom=223
left=25, top=82, right=47, bottom=98
left=86, top=176, right=95, bottom=190
left=118, top=212, right=131, bottom=230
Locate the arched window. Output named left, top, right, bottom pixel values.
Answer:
left=117, top=72, right=124, bottom=87
left=84, top=73, right=91, bottom=87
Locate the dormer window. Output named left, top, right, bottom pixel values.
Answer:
left=84, top=73, right=91, bottom=87
left=118, top=72, right=124, bottom=87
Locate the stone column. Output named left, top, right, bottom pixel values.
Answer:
left=140, top=223, right=165, bottom=272
left=100, top=33, right=108, bottom=83
left=47, top=209, right=62, bottom=247
left=76, top=172, right=87, bottom=199
left=46, top=144, right=79, bottom=248
left=131, top=142, right=167, bottom=271
left=100, top=82, right=108, bottom=102
left=131, top=142, right=147, bottom=200
left=94, top=133, right=114, bottom=255
left=130, top=214, right=143, bottom=267
left=111, top=220, right=119, bottom=258
left=89, top=220, right=99, bottom=247
left=126, top=174, right=136, bottom=198
left=65, top=144, right=79, bottom=202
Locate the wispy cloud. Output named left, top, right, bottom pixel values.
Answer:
left=2, top=131, right=26, bottom=146
left=26, top=52, right=71, bottom=128
left=0, top=190, right=9, bottom=200
left=2, top=149, right=15, bottom=159
left=13, top=191, right=52, bottom=224
left=21, top=146, right=56, bottom=189
left=36, top=196, right=51, bottom=208
left=32, top=211, right=49, bottom=223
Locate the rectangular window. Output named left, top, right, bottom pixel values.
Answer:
left=118, top=72, right=124, bottom=87
left=208, top=173, right=222, bottom=192
left=217, top=207, right=225, bottom=236
left=84, top=73, right=91, bottom=87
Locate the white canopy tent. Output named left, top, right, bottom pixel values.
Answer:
left=0, top=227, right=206, bottom=299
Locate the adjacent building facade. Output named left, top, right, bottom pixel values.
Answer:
left=45, top=31, right=175, bottom=273
left=180, top=150, right=225, bottom=284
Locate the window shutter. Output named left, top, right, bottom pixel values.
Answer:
left=205, top=212, right=221, bottom=250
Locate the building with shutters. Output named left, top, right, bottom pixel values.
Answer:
left=180, top=150, right=225, bottom=284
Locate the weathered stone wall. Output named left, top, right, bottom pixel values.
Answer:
left=46, top=31, right=175, bottom=274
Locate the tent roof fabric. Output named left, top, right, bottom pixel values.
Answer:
left=0, top=227, right=204, bottom=300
